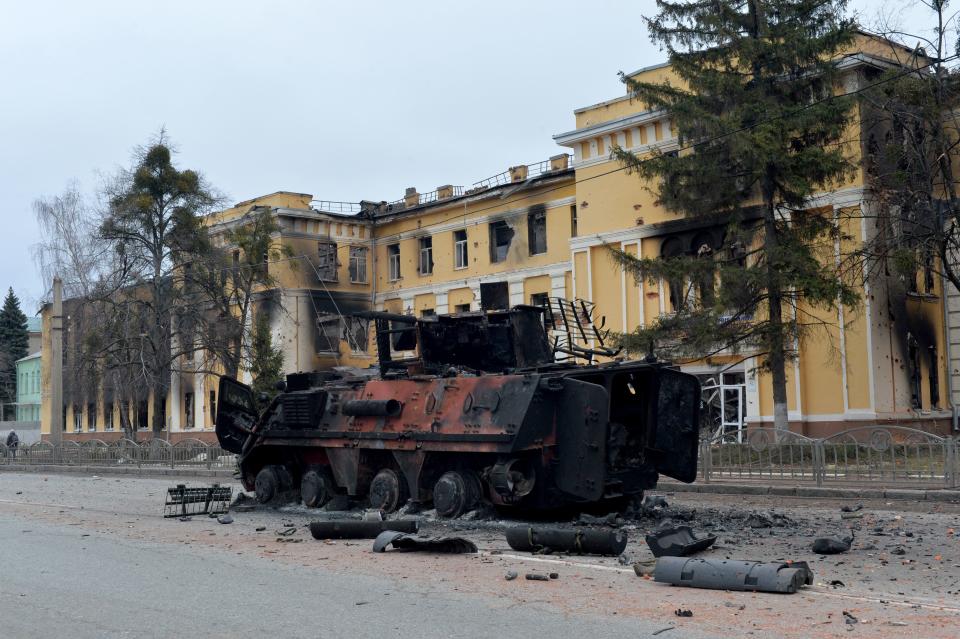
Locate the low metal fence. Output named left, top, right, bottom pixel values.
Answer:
left=700, top=426, right=960, bottom=488
left=0, top=438, right=236, bottom=471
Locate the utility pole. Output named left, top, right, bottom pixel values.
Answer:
left=49, top=277, right=63, bottom=444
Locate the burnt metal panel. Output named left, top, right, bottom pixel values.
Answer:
left=325, top=448, right=361, bottom=495
left=647, top=369, right=700, bottom=483
left=554, top=378, right=609, bottom=501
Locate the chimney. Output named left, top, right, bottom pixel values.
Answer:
left=550, top=154, right=570, bottom=171
left=509, top=165, right=528, bottom=182
left=49, top=277, right=63, bottom=445
left=404, top=187, right=419, bottom=207
left=437, top=184, right=454, bottom=200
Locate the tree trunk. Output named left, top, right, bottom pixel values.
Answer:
left=762, top=177, right=790, bottom=434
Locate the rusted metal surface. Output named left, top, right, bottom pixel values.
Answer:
left=216, top=302, right=702, bottom=513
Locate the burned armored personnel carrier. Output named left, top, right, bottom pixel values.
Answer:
left=215, top=300, right=700, bottom=517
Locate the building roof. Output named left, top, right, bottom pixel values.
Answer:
left=16, top=351, right=41, bottom=364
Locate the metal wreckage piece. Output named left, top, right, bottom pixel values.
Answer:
left=505, top=526, right=628, bottom=556
left=654, top=558, right=815, bottom=594
left=645, top=525, right=717, bottom=558
left=372, top=531, right=478, bottom=554
left=309, top=520, right=418, bottom=539
left=163, top=484, right=232, bottom=518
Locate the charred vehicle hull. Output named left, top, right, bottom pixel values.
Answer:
left=216, top=303, right=700, bottom=516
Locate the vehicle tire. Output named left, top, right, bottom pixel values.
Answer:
left=301, top=467, right=336, bottom=508
left=433, top=470, right=482, bottom=519
left=255, top=464, right=294, bottom=504
left=368, top=468, right=408, bottom=513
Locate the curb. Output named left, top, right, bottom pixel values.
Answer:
left=658, top=481, right=960, bottom=503
left=0, top=464, right=234, bottom=480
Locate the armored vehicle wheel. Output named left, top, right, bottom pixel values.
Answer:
left=255, top=464, right=293, bottom=504
left=368, top=468, right=408, bottom=513
left=433, top=470, right=482, bottom=519
left=301, top=467, right=336, bottom=508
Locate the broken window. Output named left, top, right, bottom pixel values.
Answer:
left=73, top=405, right=82, bottom=432
left=923, top=249, right=935, bottom=294
left=480, top=282, right=509, bottom=310
left=692, top=232, right=716, bottom=307
left=317, top=315, right=341, bottom=354
left=929, top=344, right=940, bottom=408
left=454, top=229, right=468, bottom=269
left=570, top=204, right=578, bottom=237
left=184, top=392, right=194, bottom=428
left=528, top=205, right=547, bottom=255
left=660, top=237, right=685, bottom=313
left=421, top=308, right=435, bottom=317
left=317, top=242, right=338, bottom=281
left=342, top=316, right=369, bottom=353
left=104, top=403, right=114, bottom=431
left=388, top=243, right=401, bottom=280
left=530, top=292, right=549, bottom=307
left=137, top=400, right=149, bottom=430
left=908, top=334, right=922, bottom=409
left=454, top=303, right=471, bottom=313
left=489, top=220, right=514, bottom=263
left=210, top=390, right=217, bottom=424
left=418, top=237, right=433, bottom=275
left=349, top=246, right=368, bottom=283
left=87, top=402, right=96, bottom=431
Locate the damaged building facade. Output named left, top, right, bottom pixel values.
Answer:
left=37, top=33, right=956, bottom=442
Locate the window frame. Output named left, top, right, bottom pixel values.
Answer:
left=388, top=243, right=401, bottom=281
left=527, top=208, right=547, bottom=256
left=454, top=229, right=468, bottom=269
left=418, top=236, right=434, bottom=276
left=316, top=241, right=339, bottom=282
left=348, top=246, right=368, bottom=284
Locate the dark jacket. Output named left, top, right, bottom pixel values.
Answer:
left=5, top=432, right=18, bottom=447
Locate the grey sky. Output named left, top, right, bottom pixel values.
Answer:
left=0, top=0, right=932, bottom=309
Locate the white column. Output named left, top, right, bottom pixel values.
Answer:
left=435, top=291, right=449, bottom=315
left=169, top=369, right=181, bottom=432
left=550, top=273, right=566, bottom=299
left=194, top=372, right=205, bottom=430
left=508, top=279, right=525, bottom=307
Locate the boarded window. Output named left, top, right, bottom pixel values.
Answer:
left=418, top=237, right=433, bottom=275
left=349, top=246, right=368, bottom=283
left=317, top=242, right=338, bottom=281
left=528, top=206, right=547, bottom=255
left=454, top=229, right=468, bottom=269
left=388, top=243, right=401, bottom=280
left=489, top=221, right=514, bottom=263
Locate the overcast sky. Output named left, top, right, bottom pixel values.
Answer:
left=0, top=0, right=931, bottom=310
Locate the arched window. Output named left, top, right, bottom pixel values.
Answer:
left=660, top=237, right=684, bottom=312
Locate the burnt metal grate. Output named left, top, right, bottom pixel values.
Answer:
left=163, top=483, right=232, bottom=518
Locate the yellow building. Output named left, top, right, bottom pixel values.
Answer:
left=552, top=33, right=952, bottom=436
left=39, top=33, right=955, bottom=443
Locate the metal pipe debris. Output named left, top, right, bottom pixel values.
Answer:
left=505, top=526, right=628, bottom=556
left=654, top=557, right=814, bottom=594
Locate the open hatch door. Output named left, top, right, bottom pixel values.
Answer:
left=647, top=369, right=701, bottom=483
left=215, top=377, right=257, bottom=454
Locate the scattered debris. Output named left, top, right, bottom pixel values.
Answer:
left=841, top=503, right=863, bottom=513
left=651, top=627, right=674, bottom=636
left=577, top=512, right=619, bottom=526
left=674, top=609, right=693, bottom=618
left=645, top=525, right=717, bottom=558
left=812, top=533, right=853, bottom=555
left=362, top=509, right=384, bottom=522
left=842, top=611, right=858, bottom=625
left=163, top=484, right=232, bottom=518
left=216, top=514, right=233, bottom=525
left=255, top=526, right=266, bottom=532
left=830, top=580, right=845, bottom=588
left=840, top=512, right=864, bottom=520
left=177, top=516, right=192, bottom=522
left=372, top=531, right=477, bottom=554
left=655, top=558, right=814, bottom=594
left=891, top=546, right=906, bottom=556
left=525, top=573, right=550, bottom=581
left=549, top=572, right=559, bottom=580
left=505, top=571, right=518, bottom=581
left=505, top=526, right=628, bottom=556
left=309, top=520, right=418, bottom=540
left=276, top=526, right=298, bottom=537
left=642, top=495, right=669, bottom=509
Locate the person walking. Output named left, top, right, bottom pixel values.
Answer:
left=5, top=430, right=18, bottom=458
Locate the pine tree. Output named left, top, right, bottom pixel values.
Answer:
left=0, top=287, right=29, bottom=417
left=611, top=0, right=859, bottom=432
left=249, top=313, right=284, bottom=410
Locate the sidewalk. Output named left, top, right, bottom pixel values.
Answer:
left=658, top=478, right=960, bottom=503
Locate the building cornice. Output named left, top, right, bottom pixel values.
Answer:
left=554, top=109, right=667, bottom=146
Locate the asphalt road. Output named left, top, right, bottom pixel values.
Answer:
left=2, top=470, right=959, bottom=638
left=0, top=496, right=705, bottom=638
